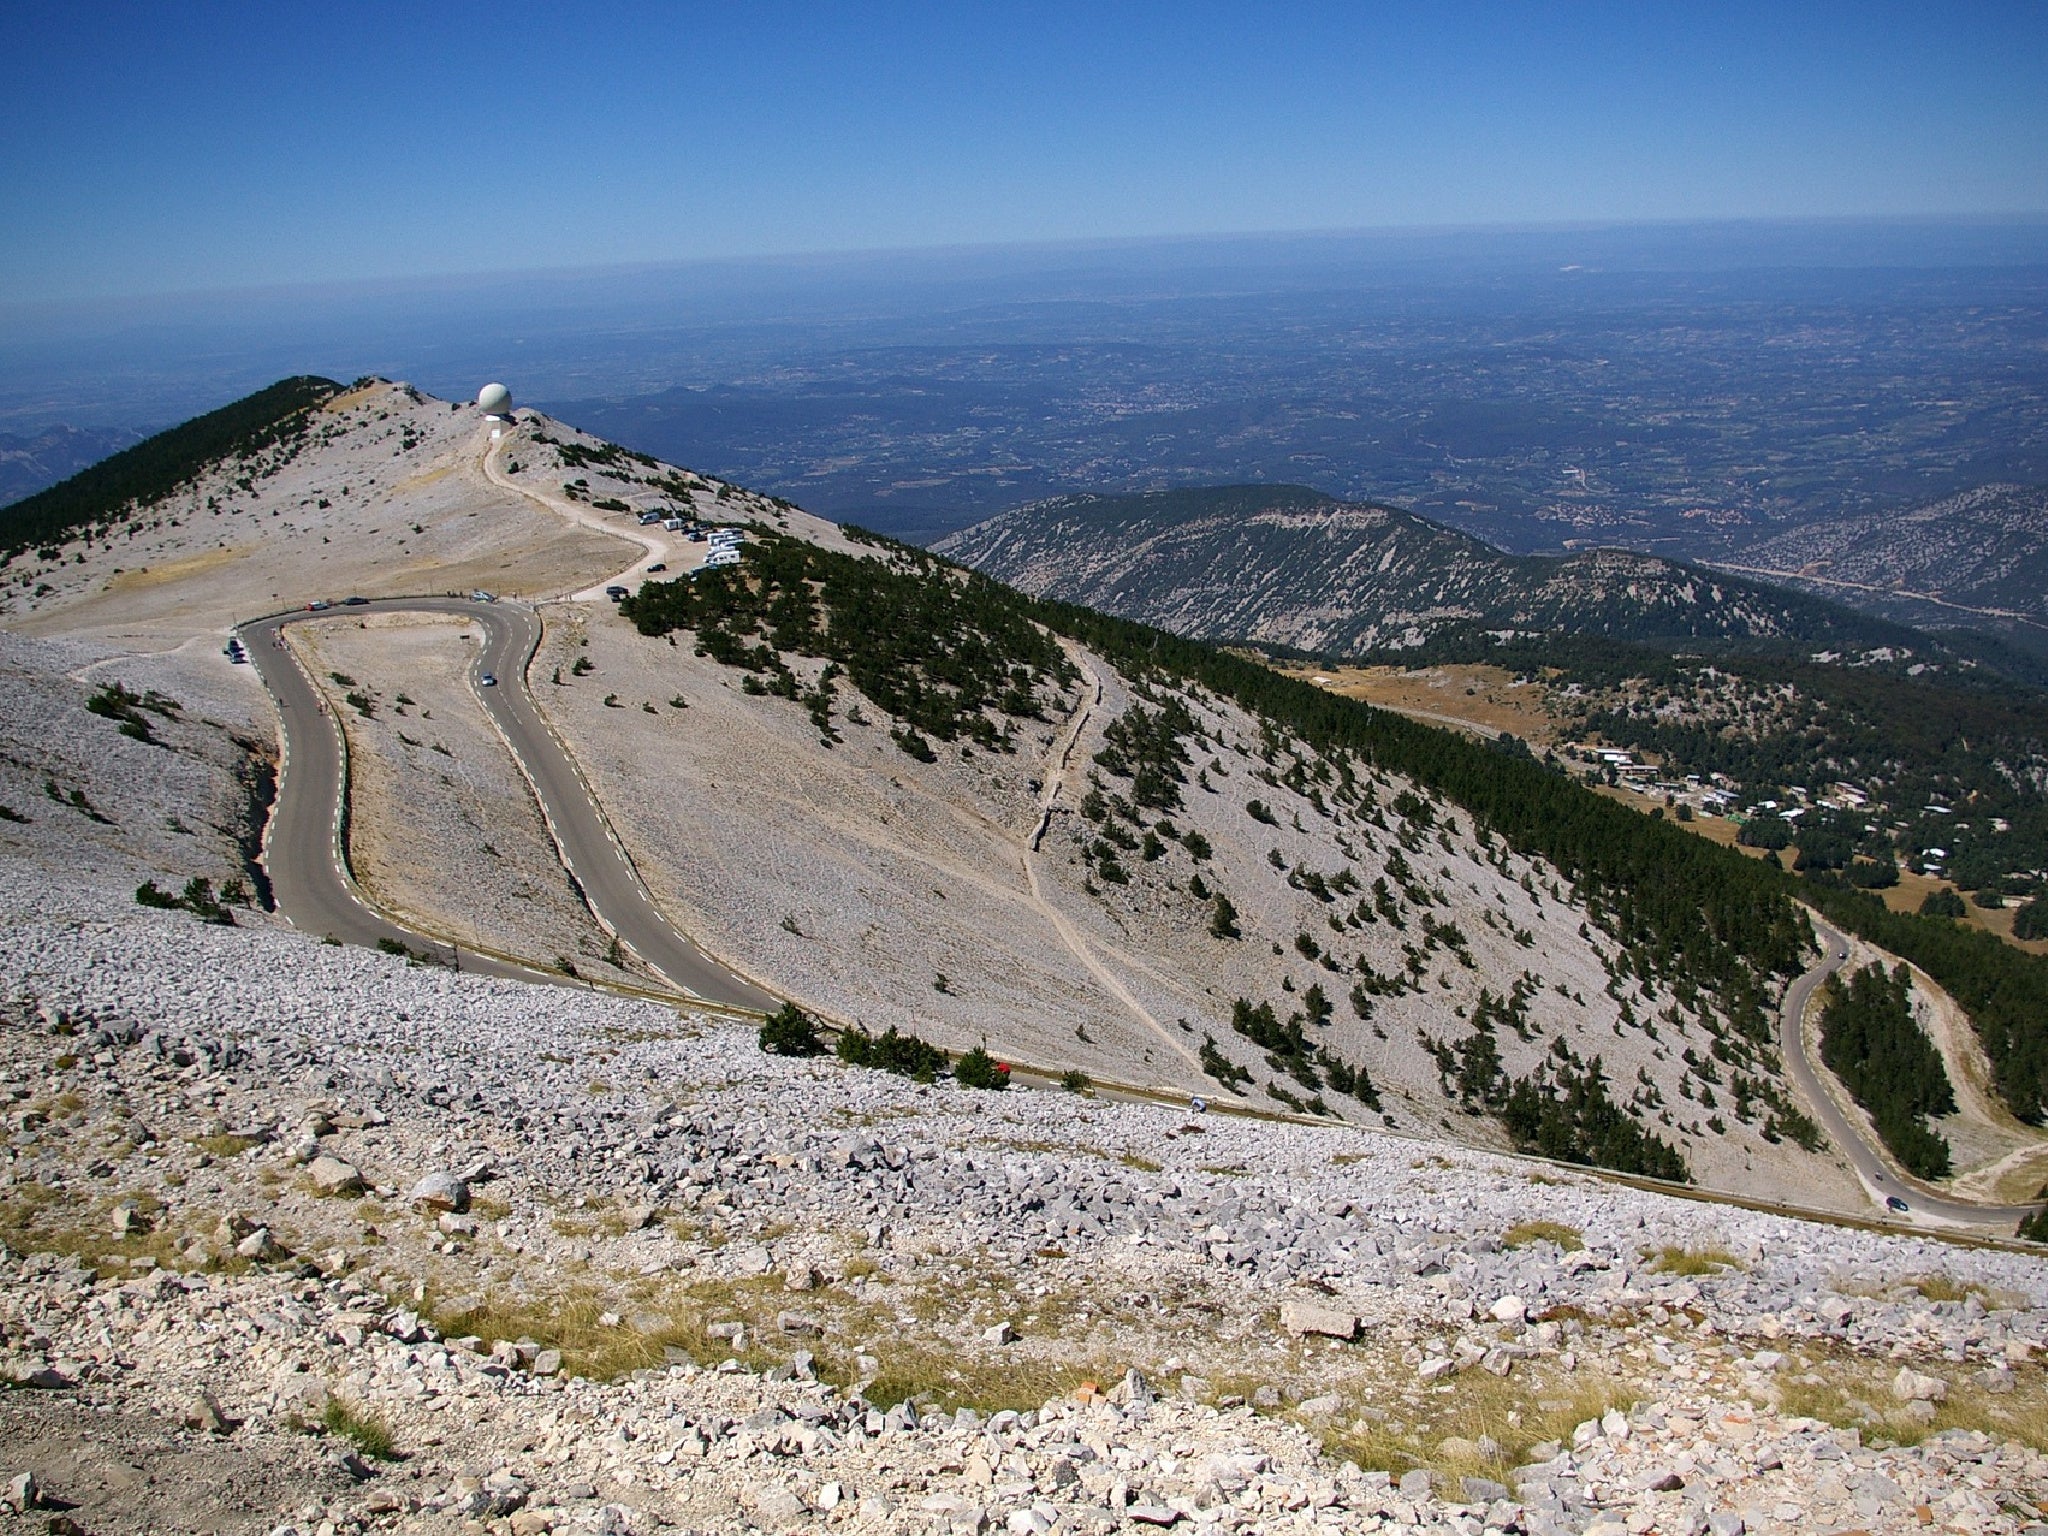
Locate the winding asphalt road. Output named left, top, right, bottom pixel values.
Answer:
left=241, top=597, right=776, bottom=1014
left=1779, top=916, right=2037, bottom=1228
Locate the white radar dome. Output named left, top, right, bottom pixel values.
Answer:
left=477, top=383, right=512, bottom=416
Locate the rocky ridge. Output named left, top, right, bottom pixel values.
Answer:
left=933, top=486, right=1916, bottom=656
left=1722, top=484, right=2048, bottom=635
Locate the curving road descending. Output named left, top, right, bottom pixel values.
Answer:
left=1780, top=917, right=2037, bottom=1228
left=242, top=597, right=775, bottom=1014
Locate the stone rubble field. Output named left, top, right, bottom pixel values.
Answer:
left=2, top=902, right=2045, bottom=1536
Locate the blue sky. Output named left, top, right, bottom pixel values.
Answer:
left=2, top=0, right=2044, bottom=302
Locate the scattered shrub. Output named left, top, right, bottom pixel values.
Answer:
left=953, top=1045, right=1011, bottom=1091
left=837, top=1025, right=947, bottom=1081
left=1208, top=892, right=1240, bottom=939
left=758, top=1002, right=826, bottom=1057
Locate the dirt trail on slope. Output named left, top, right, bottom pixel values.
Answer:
left=1011, top=645, right=1212, bottom=1086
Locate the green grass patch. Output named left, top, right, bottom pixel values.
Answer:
left=322, top=1398, right=397, bottom=1460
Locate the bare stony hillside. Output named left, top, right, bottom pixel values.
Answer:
left=0, top=379, right=2044, bottom=1534
left=934, top=485, right=1920, bottom=654
left=3, top=379, right=628, bottom=645
left=531, top=590, right=1858, bottom=1205
left=0, top=629, right=266, bottom=919
left=1, top=381, right=2028, bottom=1215
left=1722, top=483, right=2048, bottom=635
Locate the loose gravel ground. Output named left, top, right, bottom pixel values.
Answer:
left=2, top=897, right=2044, bottom=1536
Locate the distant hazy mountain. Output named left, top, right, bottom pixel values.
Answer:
left=1717, top=484, right=2048, bottom=642
left=935, top=484, right=1919, bottom=655
left=0, top=424, right=142, bottom=509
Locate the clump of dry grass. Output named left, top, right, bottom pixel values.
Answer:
left=1772, top=1350, right=2046, bottom=1452
left=1641, top=1244, right=1743, bottom=1276
left=322, top=1398, right=397, bottom=1460
left=425, top=1269, right=901, bottom=1383
left=1904, top=1273, right=1992, bottom=1306
left=860, top=1346, right=1121, bottom=1415
left=192, top=1132, right=261, bottom=1158
left=1503, top=1220, right=1583, bottom=1252
left=0, top=1182, right=261, bottom=1280
left=1326, top=1363, right=1633, bottom=1482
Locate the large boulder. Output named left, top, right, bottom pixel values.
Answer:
left=1279, top=1298, right=1359, bottom=1340
left=408, top=1171, right=470, bottom=1213
left=308, top=1155, right=363, bottom=1196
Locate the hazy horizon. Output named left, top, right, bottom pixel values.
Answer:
left=5, top=2, right=2044, bottom=305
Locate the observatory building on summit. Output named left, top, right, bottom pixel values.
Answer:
left=478, top=382, right=513, bottom=440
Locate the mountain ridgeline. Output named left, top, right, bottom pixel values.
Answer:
left=0, top=375, right=343, bottom=562
left=1726, top=483, right=2048, bottom=645
left=934, top=484, right=1944, bottom=657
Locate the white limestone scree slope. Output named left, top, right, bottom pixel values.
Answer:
left=0, top=375, right=2043, bottom=1534
left=0, top=378, right=2034, bottom=1218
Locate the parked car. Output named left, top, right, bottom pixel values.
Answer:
left=470, top=590, right=495, bottom=603
left=342, top=595, right=369, bottom=606
left=1886, top=1196, right=1910, bottom=1213
left=306, top=598, right=331, bottom=611
left=647, top=562, right=666, bottom=572
left=605, top=585, right=629, bottom=601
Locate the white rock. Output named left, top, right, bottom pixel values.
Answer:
left=409, top=1171, right=469, bottom=1212
left=308, top=1154, right=363, bottom=1195
left=1891, top=1367, right=1947, bottom=1403
left=1280, top=1299, right=1360, bottom=1340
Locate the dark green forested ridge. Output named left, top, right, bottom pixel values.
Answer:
left=1815, top=962, right=1956, bottom=1179
left=0, top=376, right=343, bottom=560
left=617, top=533, right=1077, bottom=753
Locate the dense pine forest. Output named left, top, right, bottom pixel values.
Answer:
left=1815, top=963, right=1956, bottom=1179
left=1804, top=884, right=2048, bottom=1123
